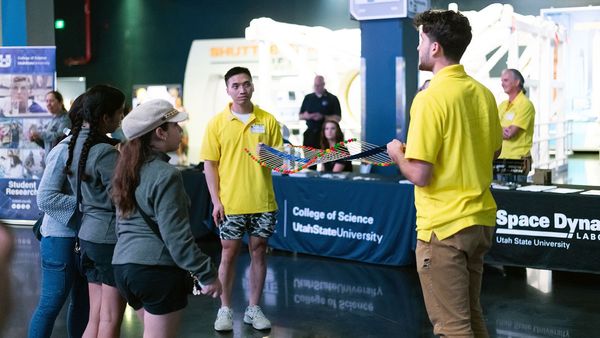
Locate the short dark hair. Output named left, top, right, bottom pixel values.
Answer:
left=506, top=69, right=526, bottom=95
left=46, top=90, right=64, bottom=104
left=414, top=10, right=472, bottom=62
left=224, top=67, right=252, bottom=86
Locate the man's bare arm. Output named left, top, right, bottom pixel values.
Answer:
left=387, top=140, right=433, bottom=187
left=204, top=160, right=224, bottom=225
left=502, top=125, right=522, bottom=140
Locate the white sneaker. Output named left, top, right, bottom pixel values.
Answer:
left=214, top=307, right=233, bottom=331
left=244, top=305, right=271, bottom=330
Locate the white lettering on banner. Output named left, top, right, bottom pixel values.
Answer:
left=496, top=210, right=550, bottom=229
left=292, top=222, right=383, bottom=244
left=292, top=206, right=326, bottom=221
left=533, top=239, right=570, bottom=249
left=337, top=211, right=374, bottom=225
left=5, top=180, right=38, bottom=196
left=575, top=233, right=600, bottom=240
left=16, top=55, right=50, bottom=66
left=496, top=235, right=571, bottom=249
left=496, top=236, right=513, bottom=244
left=496, top=209, right=600, bottom=243
left=291, top=206, right=375, bottom=225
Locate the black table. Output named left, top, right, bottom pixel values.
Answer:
left=268, top=175, right=417, bottom=266
left=180, top=168, right=213, bottom=239
left=488, top=187, right=600, bottom=273
left=182, top=168, right=600, bottom=272
left=182, top=170, right=417, bottom=266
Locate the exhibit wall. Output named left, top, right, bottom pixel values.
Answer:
left=50, top=0, right=600, bottom=166
left=52, top=0, right=600, bottom=107
left=53, top=0, right=358, bottom=104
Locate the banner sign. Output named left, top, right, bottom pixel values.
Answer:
left=0, top=46, right=56, bottom=221
left=487, top=189, right=600, bottom=273
left=181, top=168, right=600, bottom=273
left=0, top=47, right=55, bottom=74
left=269, top=176, right=417, bottom=266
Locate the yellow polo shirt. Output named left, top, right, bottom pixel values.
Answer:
left=405, top=65, right=503, bottom=242
left=498, top=91, right=535, bottom=159
left=200, top=104, right=283, bottom=214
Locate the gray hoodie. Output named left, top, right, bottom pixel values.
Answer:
left=112, top=152, right=216, bottom=285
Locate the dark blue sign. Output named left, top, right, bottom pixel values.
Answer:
left=0, top=47, right=56, bottom=74
left=0, top=178, right=40, bottom=220
left=269, top=176, right=417, bottom=266
left=0, top=47, right=55, bottom=221
left=487, top=189, right=600, bottom=273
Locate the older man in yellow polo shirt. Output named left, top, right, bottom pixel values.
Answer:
left=387, top=10, right=502, bottom=338
left=498, top=68, right=536, bottom=162
left=201, top=66, right=282, bottom=332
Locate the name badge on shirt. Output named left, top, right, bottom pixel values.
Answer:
left=505, top=112, right=515, bottom=121
left=250, top=124, right=265, bottom=134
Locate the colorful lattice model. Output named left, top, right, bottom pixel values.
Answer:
left=244, top=138, right=394, bottom=174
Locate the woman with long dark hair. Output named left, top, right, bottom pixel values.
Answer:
left=112, top=99, right=220, bottom=337
left=28, top=94, right=89, bottom=338
left=319, top=120, right=352, bottom=172
left=65, top=85, right=126, bottom=338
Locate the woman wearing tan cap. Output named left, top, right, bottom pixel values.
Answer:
left=112, top=99, right=221, bottom=337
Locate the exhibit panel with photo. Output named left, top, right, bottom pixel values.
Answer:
left=0, top=47, right=56, bottom=221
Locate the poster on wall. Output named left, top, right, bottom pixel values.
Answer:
left=0, top=47, right=56, bottom=221
left=132, top=83, right=183, bottom=109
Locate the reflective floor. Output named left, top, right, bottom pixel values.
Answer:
left=2, top=153, right=599, bottom=337
left=3, top=227, right=600, bottom=338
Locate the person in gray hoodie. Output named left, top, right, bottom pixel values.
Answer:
left=28, top=94, right=88, bottom=338
left=64, top=85, right=126, bottom=338
left=111, top=99, right=221, bottom=337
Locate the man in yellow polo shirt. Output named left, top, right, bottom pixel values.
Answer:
left=498, top=68, right=535, bottom=161
left=201, top=66, right=282, bottom=332
left=387, top=10, right=502, bottom=338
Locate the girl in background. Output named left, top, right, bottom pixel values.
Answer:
left=319, top=120, right=352, bottom=172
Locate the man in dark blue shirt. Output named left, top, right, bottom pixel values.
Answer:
left=299, top=75, right=341, bottom=148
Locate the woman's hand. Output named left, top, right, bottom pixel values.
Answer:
left=201, top=279, right=222, bottom=298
